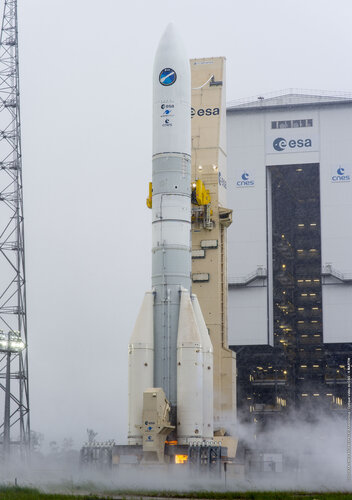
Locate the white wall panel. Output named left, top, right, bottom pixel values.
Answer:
left=228, top=287, right=268, bottom=346
left=265, top=111, right=319, bottom=166
left=227, top=112, right=268, bottom=345
left=227, top=113, right=266, bottom=279
left=319, top=106, right=352, bottom=342
left=323, top=285, right=352, bottom=343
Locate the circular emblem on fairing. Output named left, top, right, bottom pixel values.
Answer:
left=159, top=68, right=177, bottom=86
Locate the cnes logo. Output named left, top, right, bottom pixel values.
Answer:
left=332, top=166, right=350, bottom=183
left=237, top=172, right=254, bottom=187
left=273, top=137, right=312, bottom=152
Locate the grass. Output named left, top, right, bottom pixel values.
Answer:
left=0, top=486, right=108, bottom=499
left=1, top=487, right=352, bottom=500
left=102, top=491, right=352, bottom=499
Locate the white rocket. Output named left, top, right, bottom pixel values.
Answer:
left=128, top=24, right=213, bottom=446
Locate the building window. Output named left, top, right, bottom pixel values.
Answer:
left=271, top=119, right=313, bottom=129
left=278, top=120, right=291, bottom=129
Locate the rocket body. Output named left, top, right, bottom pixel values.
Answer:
left=128, top=24, right=213, bottom=446
left=152, top=25, right=191, bottom=414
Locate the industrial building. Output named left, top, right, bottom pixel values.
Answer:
left=227, top=91, right=352, bottom=425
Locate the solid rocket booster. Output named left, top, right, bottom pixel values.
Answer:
left=128, top=292, right=154, bottom=444
left=128, top=24, right=213, bottom=446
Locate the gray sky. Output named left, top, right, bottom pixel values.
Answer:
left=17, top=0, right=352, bottom=447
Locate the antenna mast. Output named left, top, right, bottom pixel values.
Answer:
left=0, top=0, right=30, bottom=459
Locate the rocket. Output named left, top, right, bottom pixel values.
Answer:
left=128, top=24, right=213, bottom=447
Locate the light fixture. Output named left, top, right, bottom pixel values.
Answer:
left=0, top=330, right=25, bottom=353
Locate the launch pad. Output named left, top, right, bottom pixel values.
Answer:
left=81, top=440, right=225, bottom=475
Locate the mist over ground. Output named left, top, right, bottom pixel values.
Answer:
left=1, top=411, right=351, bottom=492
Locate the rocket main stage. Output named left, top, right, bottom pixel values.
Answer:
left=128, top=24, right=214, bottom=460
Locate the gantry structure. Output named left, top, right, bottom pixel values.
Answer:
left=0, top=0, right=30, bottom=458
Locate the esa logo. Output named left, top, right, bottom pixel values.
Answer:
left=237, top=172, right=254, bottom=187
left=218, top=171, right=227, bottom=189
left=191, top=107, right=220, bottom=118
left=273, top=137, right=312, bottom=152
left=332, top=166, right=350, bottom=182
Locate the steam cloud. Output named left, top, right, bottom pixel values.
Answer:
left=1, top=410, right=351, bottom=493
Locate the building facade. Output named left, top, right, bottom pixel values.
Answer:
left=226, top=92, right=352, bottom=424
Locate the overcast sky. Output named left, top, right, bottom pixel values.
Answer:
left=15, top=0, right=352, bottom=447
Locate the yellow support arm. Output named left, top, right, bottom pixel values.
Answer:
left=146, top=182, right=152, bottom=209
left=192, top=179, right=211, bottom=206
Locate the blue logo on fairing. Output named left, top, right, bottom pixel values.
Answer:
left=159, top=68, right=177, bottom=86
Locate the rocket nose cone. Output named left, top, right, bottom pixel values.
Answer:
left=155, top=23, right=188, bottom=60
left=160, top=22, right=178, bottom=43
left=152, top=22, right=191, bottom=158
left=162, top=22, right=177, bottom=39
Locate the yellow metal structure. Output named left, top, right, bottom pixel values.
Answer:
left=148, top=179, right=210, bottom=209
left=192, top=179, right=211, bottom=206
left=146, top=182, right=152, bottom=208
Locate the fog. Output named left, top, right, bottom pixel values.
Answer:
left=1, top=411, right=351, bottom=492
left=235, top=411, right=349, bottom=490
left=7, top=0, right=352, bottom=460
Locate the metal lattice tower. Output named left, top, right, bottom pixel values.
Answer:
left=0, top=0, right=30, bottom=458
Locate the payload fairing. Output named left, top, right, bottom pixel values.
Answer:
left=128, top=24, right=214, bottom=449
